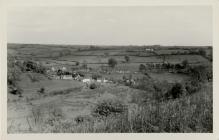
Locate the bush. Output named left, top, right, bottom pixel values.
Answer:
left=90, top=83, right=97, bottom=89
left=23, top=60, right=46, bottom=74
left=175, top=64, right=184, bottom=70
left=82, top=60, right=87, bottom=69
left=92, top=73, right=102, bottom=80
left=75, top=61, right=80, bottom=66
left=182, top=59, right=188, bottom=68
left=38, top=87, right=45, bottom=94
left=153, top=81, right=171, bottom=101
left=185, top=79, right=201, bottom=94
left=74, top=115, right=92, bottom=124
left=188, top=65, right=209, bottom=82
left=124, top=55, right=130, bottom=63
left=9, top=86, right=23, bottom=97
left=77, top=71, right=85, bottom=77
left=166, top=83, right=185, bottom=99
left=198, top=48, right=206, bottom=57
left=7, top=57, right=22, bottom=86
left=132, top=77, right=155, bottom=93
left=49, top=106, right=63, bottom=118
left=108, top=58, right=117, bottom=68
left=139, top=64, right=146, bottom=72
left=92, top=99, right=127, bottom=117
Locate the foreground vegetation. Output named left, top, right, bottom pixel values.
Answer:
left=14, top=82, right=211, bottom=133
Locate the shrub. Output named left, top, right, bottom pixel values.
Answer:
left=124, top=55, right=130, bottom=63
left=185, top=79, right=201, bottom=94
left=198, top=48, right=206, bottom=57
left=175, top=63, right=184, bottom=70
left=132, top=77, right=155, bottom=93
left=166, top=83, right=185, bottom=99
left=22, top=60, right=46, bottom=74
left=92, top=73, right=101, bottom=80
left=74, top=115, right=92, bottom=124
left=92, top=99, right=127, bottom=117
left=182, top=59, right=189, bottom=68
left=153, top=81, right=171, bottom=101
left=38, top=87, right=45, bottom=94
left=7, top=57, right=21, bottom=86
left=188, top=65, right=209, bottom=82
left=90, top=83, right=97, bottom=89
left=122, top=75, right=128, bottom=81
left=9, top=86, right=23, bottom=97
left=36, top=64, right=46, bottom=74
left=49, top=106, right=63, bottom=118
left=82, top=60, right=87, bottom=69
left=77, top=71, right=85, bottom=77
left=108, top=58, right=117, bottom=68
left=139, top=64, right=146, bottom=72
left=75, top=61, right=80, bottom=66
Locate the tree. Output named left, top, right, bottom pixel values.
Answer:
left=124, top=55, right=130, bottom=63
left=182, top=59, right=188, bottom=68
left=199, top=48, right=206, bottom=57
left=175, top=64, right=184, bottom=70
left=108, top=58, right=117, bottom=68
left=38, top=87, right=45, bottom=94
left=122, top=75, right=127, bottom=81
left=76, top=61, right=80, bottom=66
left=139, top=64, right=146, bottom=72
left=90, top=83, right=97, bottom=89
left=82, top=60, right=87, bottom=69
left=168, top=83, right=185, bottom=99
left=189, top=65, right=209, bottom=82
left=92, top=73, right=101, bottom=80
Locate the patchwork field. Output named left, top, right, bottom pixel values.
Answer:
left=7, top=44, right=213, bottom=133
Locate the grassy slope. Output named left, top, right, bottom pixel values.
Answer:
left=8, top=81, right=212, bottom=133
left=53, top=82, right=212, bottom=133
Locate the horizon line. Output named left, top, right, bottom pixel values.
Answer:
left=7, top=42, right=212, bottom=47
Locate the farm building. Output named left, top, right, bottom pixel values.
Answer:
left=145, top=48, right=154, bottom=52
left=63, top=75, right=73, bottom=80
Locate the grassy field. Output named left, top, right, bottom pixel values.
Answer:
left=7, top=43, right=213, bottom=133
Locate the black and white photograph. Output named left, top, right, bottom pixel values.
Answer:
left=6, top=5, right=213, bottom=133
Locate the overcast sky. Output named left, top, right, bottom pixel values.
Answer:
left=7, top=6, right=212, bottom=46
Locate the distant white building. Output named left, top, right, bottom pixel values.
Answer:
left=145, top=48, right=154, bottom=52
left=62, top=67, right=67, bottom=71
left=82, top=78, right=92, bottom=83
left=51, top=67, right=56, bottom=72
left=63, top=75, right=73, bottom=80
left=97, top=79, right=102, bottom=83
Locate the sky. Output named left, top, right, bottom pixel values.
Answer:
left=7, top=6, right=212, bottom=46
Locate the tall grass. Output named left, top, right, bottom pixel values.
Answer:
left=26, top=82, right=212, bottom=133
left=75, top=84, right=211, bottom=133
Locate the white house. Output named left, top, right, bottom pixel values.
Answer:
left=63, top=75, right=73, bottom=80
left=62, top=67, right=67, bottom=71
left=103, top=79, right=108, bottom=83
left=51, top=67, right=56, bottom=72
left=145, top=48, right=154, bottom=52
left=97, top=79, right=102, bottom=83
left=82, top=78, right=92, bottom=83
